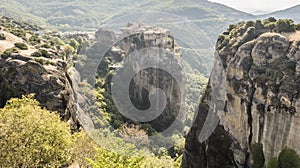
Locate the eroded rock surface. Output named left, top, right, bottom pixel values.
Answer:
left=0, top=35, right=79, bottom=130
left=184, top=22, right=300, bottom=167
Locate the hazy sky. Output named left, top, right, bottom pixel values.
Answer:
left=208, top=0, right=300, bottom=12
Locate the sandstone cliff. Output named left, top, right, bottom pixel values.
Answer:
left=183, top=20, right=300, bottom=167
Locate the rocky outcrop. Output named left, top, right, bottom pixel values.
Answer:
left=183, top=21, right=300, bottom=167
left=94, top=24, right=185, bottom=131
left=0, top=50, right=79, bottom=131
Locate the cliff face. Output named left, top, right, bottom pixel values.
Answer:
left=183, top=21, right=300, bottom=167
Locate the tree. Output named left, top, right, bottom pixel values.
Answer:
left=278, top=148, right=300, bottom=168
left=0, top=95, right=72, bottom=167
left=250, top=143, right=265, bottom=168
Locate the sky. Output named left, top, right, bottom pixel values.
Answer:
left=208, top=0, right=300, bottom=13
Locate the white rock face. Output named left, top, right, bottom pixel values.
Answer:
left=184, top=26, right=300, bottom=167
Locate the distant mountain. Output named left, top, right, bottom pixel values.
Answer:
left=250, top=10, right=273, bottom=15
left=259, top=5, right=300, bottom=22
left=0, top=0, right=254, bottom=43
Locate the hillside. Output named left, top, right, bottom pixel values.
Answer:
left=0, top=0, right=253, bottom=41
left=260, top=5, right=300, bottom=22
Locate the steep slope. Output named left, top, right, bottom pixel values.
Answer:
left=183, top=20, right=300, bottom=167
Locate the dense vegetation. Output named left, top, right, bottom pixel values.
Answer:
left=0, top=95, right=183, bottom=167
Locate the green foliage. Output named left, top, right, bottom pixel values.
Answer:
left=263, top=18, right=297, bottom=32
left=263, top=17, right=277, bottom=25
left=275, top=19, right=295, bottom=32
left=268, top=157, right=279, bottom=168
left=69, top=38, right=80, bottom=50
left=295, top=23, right=300, bottom=31
left=278, top=148, right=300, bottom=168
left=29, top=34, right=41, bottom=45
left=1, top=47, right=18, bottom=57
left=87, top=148, right=145, bottom=168
left=65, top=44, right=75, bottom=59
left=41, top=43, right=51, bottom=48
left=70, top=132, right=98, bottom=167
left=250, top=143, right=265, bottom=168
left=34, top=58, right=55, bottom=65
left=266, top=148, right=300, bottom=168
left=0, top=95, right=72, bottom=167
left=0, top=33, right=5, bottom=40
left=31, top=49, right=51, bottom=58
left=10, top=28, right=27, bottom=39
left=14, top=42, right=28, bottom=50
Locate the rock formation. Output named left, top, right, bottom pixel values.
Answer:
left=0, top=31, right=79, bottom=131
left=183, top=21, right=300, bottom=167
left=94, top=24, right=185, bottom=131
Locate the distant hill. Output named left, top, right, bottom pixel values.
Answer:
left=259, top=5, right=300, bottom=22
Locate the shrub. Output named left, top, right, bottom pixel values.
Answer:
left=29, top=35, right=41, bottom=45
left=70, top=132, right=98, bottom=167
left=265, top=22, right=277, bottom=32
left=275, top=19, right=295, bottom=32
left=295, top=24, right=300, bottom=31
left=40, top=49, right=50, bottom=58
left=41, top=43, right=51, bottom=48
left=10, top=29, right=26, bottom=39
left=87, top=148, right=144, bottom=168
left=14, top=42, right=28, bottom=50
left=0, top=95, right=72, bottom=167
left=31, top=49, right=50, bottom=58
left=0, top=33, right=5, bottom=40
left=1, top=47, right=18, bottom=57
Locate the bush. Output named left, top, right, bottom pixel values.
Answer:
left=275, top=19, right=295, bottom=32
left=0, top=95, right=72, bottom=167
left=0, top=33, right=6, bottom=40
left=295, top=24, right=300, bottom=31
left=14, top=42, right=28, bottom=50
left=87, top=148, right=144, bottom=168
left=10, top=29, right=26, bottom=39
left=31, top=49, right=51, bottom=58
left=41, top=43, right=51, bottom=48
left=29, top=35, right=41, bottom=45
left=1, top=47, right=18, bottom=57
